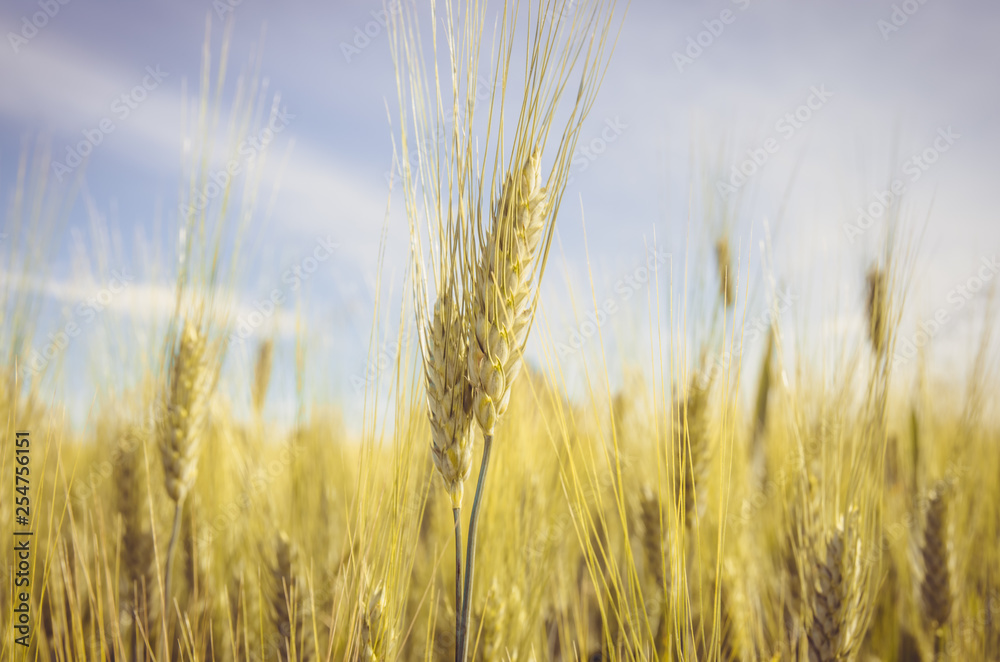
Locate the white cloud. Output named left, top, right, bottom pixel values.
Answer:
left=0, top=17, right=392, bottom=251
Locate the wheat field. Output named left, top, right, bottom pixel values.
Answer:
left=2, top=0, right=1000, bottom=661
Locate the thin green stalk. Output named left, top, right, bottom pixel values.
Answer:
left=161, top=498, right=184, bottom=661
left=457, top=434, right=493, bottom=662
left=453, top=507, right=463, bottom=662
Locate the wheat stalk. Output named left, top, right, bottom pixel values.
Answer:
left=390, top=1, right=622, bottom=658
left=695, top=577, right=738, bottom=662
left=159, top=317, right=213, bottom=657
left=456, top=149, right=553, bottom=660
left=408, top=131, right=477, bottom=662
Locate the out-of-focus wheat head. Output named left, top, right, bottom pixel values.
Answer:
left=269, top=531, right=312, bottom=661
left=807, top=525, right=847, bottom=662
left=678, top=371, right=711, bottom=529
left=865, top=265, right=889, bottom=359
left=806, top=510, right=872, bottom=662
left=639, top=484, right=667, bottom=590
left=715, top=236, right=736, bottom=308
left=782, top=472, right=821, bottom=651
left=115, top=426, right=156, bottom=606
left=920, top=482, right=952, bottom=633
left=253, top=336, right=274, bottom=417
left=161, top=317, right=213, bottom=503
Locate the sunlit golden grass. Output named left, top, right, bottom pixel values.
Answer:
left=2, top=264, right=999, bottom=660
left=4, top=2, right=1000, bottom=662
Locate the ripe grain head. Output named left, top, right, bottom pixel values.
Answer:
left=426, top=289, right=475, bottom=508
left=467, top=149, right=549, bottom=435
left=160, top=317, right=213, bottom=504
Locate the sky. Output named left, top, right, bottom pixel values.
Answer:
left=2, top=0, right=998, bottom=430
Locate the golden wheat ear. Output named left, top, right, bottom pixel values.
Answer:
left=468, top=148, right=549, bottom=437
left=161, top=319, right=212, bottom=505
left=426, top=292, right=475, bottom=509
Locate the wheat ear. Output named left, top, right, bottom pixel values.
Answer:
left=467, top=148, right=548, bottom=436
left=426, top=290, right=475, bottom=509
left=252, top=337, right=274, bottom=417
left=161, top=320, right=211, bottom=503
left=866, top=265, right=888, bottom=359
left=808, top=528, right=846, bottom=662
left=159, top=319, right=212, bottom=656
left=785, top=473, right=821, bottom=650
left=920, top=484, right=951, bottom=657
left=715, top=237, right=736, bottom=308
left=751, top=327, right=774, bottom=472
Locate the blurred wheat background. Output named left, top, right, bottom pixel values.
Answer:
left=2, top=0, right=1000, bottom=661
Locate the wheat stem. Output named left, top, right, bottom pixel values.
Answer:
left=453, top=507, right=463, bottom=662
left=161, top=498, right=184, bottom=661
left=457, top=433, right=493, bottom=662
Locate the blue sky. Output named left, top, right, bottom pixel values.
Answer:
left=2, top=0, right=998, bottom=429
